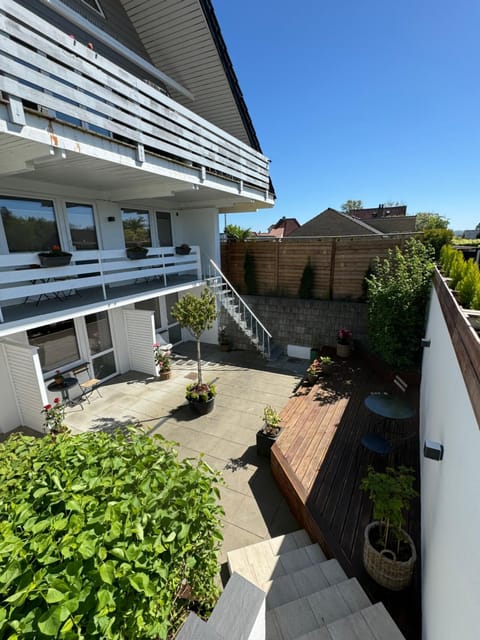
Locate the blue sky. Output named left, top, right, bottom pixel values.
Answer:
left=213, top=0, right=480, bottom=233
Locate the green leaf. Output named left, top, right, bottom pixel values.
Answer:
left=37, top=605, right=70, bottom=636
left=78, top=538, right=96, bottom=559
left=98, top=562, right=115, bottom=585
left=128, top=572, right=150, bottom=593
left=44, top=588, right=65, bottom=604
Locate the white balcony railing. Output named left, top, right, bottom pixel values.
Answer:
left=0, top=247, right=201, bottom=323
left=0, top=1, right=271, bottom=193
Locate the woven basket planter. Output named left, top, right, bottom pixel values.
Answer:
left=363, top=521, right=416, bottom=591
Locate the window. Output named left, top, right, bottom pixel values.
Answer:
left=85, top=312, right=116, bottom=380
left=122, top=208, right=151, bottom=248
left=135, top=298, right=161, bottom=328
left=66, top=203, right=98, bottom=250
left=80, top=0, right=105, bottom=17
left=1, top=196, right=59, bottom=253
left=28, top=320, right=80, bottom=373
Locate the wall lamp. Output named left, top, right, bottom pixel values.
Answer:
left=424, top=440, right=444, bottom=461
left=421, top=338, right=431, bottom=348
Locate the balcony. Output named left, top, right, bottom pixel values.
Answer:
left=0, top=246, right=201, bottom=335
left=0, top=1, right=273, bottom=208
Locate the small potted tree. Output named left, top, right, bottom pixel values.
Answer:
left=360, top=465, right=418, bottom=590
left=256, top=405, right=282, bottom=458
left=336, top=328, right=353, bottom=357
left=171, top=288, right=218, bottom=415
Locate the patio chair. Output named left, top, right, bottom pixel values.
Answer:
left=71, top=362, right=102, bottom=406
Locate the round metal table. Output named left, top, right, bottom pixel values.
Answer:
left=364, top=393, right=415, bottom=420
left=47, top=377, right=78, bottom=404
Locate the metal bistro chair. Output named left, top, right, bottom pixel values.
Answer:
left=71, top=362, right=102, bottom=407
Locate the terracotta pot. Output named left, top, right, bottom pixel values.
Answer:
left=159, top=370, right=172, bottom=380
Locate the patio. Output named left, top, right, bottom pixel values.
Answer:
left=63, top=343, right=306, bottom=566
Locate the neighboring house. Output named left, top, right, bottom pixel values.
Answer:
left=0, top=0, right=274, bottom=434
left=288, top=207, right=417, bottom=237
left=254, top=216, right=300, bottom=238
left=351, top=204, right=407, bottom=219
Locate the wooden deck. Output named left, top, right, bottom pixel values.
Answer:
left=271, top=349, right=421, bottom=639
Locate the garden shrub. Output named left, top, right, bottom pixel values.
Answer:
left=421, top=228, right=453, bottom=259
left=298, top=257, right=314, bottom=299
left=457, top=259, right=480, bottom=310
left=449, top=250, right=466, bottom=289
left=366, top=238, right=435, bottom=369
left=0, top=430, right=224, bottom=639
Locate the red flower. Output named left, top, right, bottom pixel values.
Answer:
left=44, top=404, right=52, bottom=410
left=54, top=397, right=60, bottom=404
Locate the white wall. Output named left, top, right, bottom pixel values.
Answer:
left=174, top=208, right=219, bottom=266
left=420, top=288, right=480, bottom=640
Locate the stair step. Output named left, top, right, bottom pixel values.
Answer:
left=264, top=559, right=348, bottom=609
left=228, top=542, right=325, bottom=587
left=295, top=602, right=405, bottom=640
left=266, top=578, right=371, bottom=640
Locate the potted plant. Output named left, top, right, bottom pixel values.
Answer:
left=41, top=397, right=69, bottom=435
left=175, top=243, right=191, bottom=255
left=171, top=288, right=218, bottom=415
left=256, top=405, right=282, bottom=457
left=318, top=355, right=334, bottom=375
left=336, top=328, right=353, bottom=357
left=360, top=465, right=418, bottom=591
left=38, top=245, right=72, bottom=267
left=126, top=244, right=149, bottom=259
left=305, top=359, right=320, bottom=385
left=153, top=343, right=172, bottom=380
left=54, top=369, right=65, bottom=385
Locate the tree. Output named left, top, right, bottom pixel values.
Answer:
left=415, top=212, right=449, bottom=230
left=341, top=200, right=363, bottom=213
left=299, top=257, right=314, bottom=299
left=224, top=224, right=252, bottom=241
left=365, top=238, right=435, bottom=368
left=171, top=288, right=217, bottom=384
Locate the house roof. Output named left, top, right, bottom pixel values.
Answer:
left=288, top=208, right=417, bottom=238
left=351, top=205, right=407, bottom=219
left=118, top=0, right=262, bottom=152
left=268, top=217, right=301, bottom=237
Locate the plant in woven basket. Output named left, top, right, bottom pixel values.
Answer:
left=361, top=465, right=418, bottom=558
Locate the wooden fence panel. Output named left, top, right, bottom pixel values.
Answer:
left=221, top=236, right=410, bottom=300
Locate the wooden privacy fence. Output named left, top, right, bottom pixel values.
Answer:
left=220, top=236, right=412, bottom=300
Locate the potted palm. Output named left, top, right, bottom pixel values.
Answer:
left=360, top=465, right=418, bottom=590
left=256, top=405, right=282, bottom=457
left=171, top=288, right=218, bottom=415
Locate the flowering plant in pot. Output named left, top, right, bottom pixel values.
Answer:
left=126, top=244, right=148, bottom=259
left=175, top=243, right=191, bottom=255
left=153, top=343, right=172, bottom=379
left=305, top=359, right=320, bottom=384
left=360, top=465, right=418, bottom=590
left=38, top=245, right=72, bottom=267
left=256, top=405, right=282, bottom=457
left=41, top=397, right=69, bottom=435
left=171, top=288, right=218, bottom=415
left=336, top=328, right=353, bottom=357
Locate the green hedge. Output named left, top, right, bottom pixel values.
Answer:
left=439, top=245, right=480, bottom=309
left=0, top=430, right=224, bottom=639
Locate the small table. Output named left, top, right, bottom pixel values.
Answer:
left=47, top=377, right=78, bottom=404
left=364, top=393, right=415, bottom=421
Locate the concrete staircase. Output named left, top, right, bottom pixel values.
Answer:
left=227, top=530, right=405, bottom=640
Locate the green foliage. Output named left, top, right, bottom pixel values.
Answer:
left=439, top=244, right=458, bottom=274
left=224, top=224, right=252, bottom=241
left=244, top=251, right=257, bottom=295
left=457, top=259, right=480, bottom=309
left=262, top=406, right=281, bottom=436
left=365, top=238, right=434, bottom=368
left=449, top=251, right=467, bottom=289
left=0, top=430, right=224, bottom=639
left=361, top=466, right=418, bottom=551
left=185, top=382, right=216, bottom=402
left=298, top=257, right=314, bottom=299
left=420, top=228, right=454, bottom=259
left=171, top=288, right=218, bottom=385
left=415, top=212, right=449, bottom=230
left=341, top=199, right=363, bottom=212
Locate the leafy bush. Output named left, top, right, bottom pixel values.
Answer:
left=420, top=228, right=453, bottom=259
left=457, top=259, right=480, bottom=310
left=0, top=430, right=224, bottom=639
left=365, top=238, right=434, bottom=368
left=298, top=257, right=314, bottom=299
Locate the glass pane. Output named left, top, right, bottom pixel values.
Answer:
left=86, top=311, right=112, bottom=355
left=122, top=208, right=151, bottom=248
left=168, top=323, right=182, bottom=344
left=67, top=203, right=98, bottom=250
left=27, top=320, right=79, bottom=372
left=134, top=298, right=160, bottom=329
left=166, top=292, right=178, bottom=324
left=92, top=351, right=116, bottom=380
left=156, top=211, right=172, bottom=246
left=1, top=196, right=59, bottom=253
